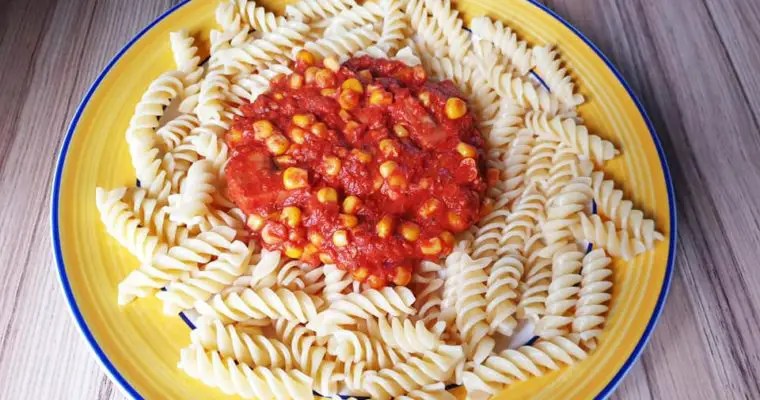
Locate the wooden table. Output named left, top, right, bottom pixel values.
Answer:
left=1, top=0, right=758, bottom=398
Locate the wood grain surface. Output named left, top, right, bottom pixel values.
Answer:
left=1, top=0, right=757, bottom=399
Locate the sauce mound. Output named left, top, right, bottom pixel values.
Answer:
left=224, top=54, right=486, bottom=288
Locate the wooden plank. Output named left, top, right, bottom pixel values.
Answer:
left=0, top=1, right=179, bottom=399
left=543, top=0, right=760, bottom=398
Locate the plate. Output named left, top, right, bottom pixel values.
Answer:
left=52, top=0, right=676, bottom=398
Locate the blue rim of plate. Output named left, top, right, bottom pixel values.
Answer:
left=50, top=0, right=677, bottom=399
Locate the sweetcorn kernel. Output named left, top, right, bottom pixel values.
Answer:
left=376, top=215, right=394, bottom=238
left=367, top=274, right=386, bottom=289
left=289, top=73, right=304, bottom=89
left=283, top=167, right=308, bottom=190
left=418, top=198, right=442, bottom=218
left=341, top=78, right=363, bottom=93
left=445, top=97, right=467, bottom=119
left=280, top=206, right=302, bottom=227
left=352, top=149, right=372, bottom=163
left=292, top=114, right=315, bottom=128
left=447, top=212, right=467, bottom=232
left=420, top=237, right=443, bottom=255
left=456, top=142, right=477, bottom=158
left=342, top=196, right=361, bottom=214
left=379, top=139, right=398, bottom=157
left=392, top=266, right=412, bottom=286
left=379, top=161, right=398, bottom=178
left=296, top=50, right=316, bottom=65
left=266, top=135, right=290, bottom=155
left=418, top=91, right=431, bottom=106
left=315, top=69, right=336, bottom=88
left=324, top=57, right=340, bottom=72
left=309, top=231, right=324, bottom=246
left=400, top=222, right=420, bottom=241
left=332, top=230, right=349, bottom=247
left=246, top=214, right=265, bottom=231
left=339, top=214, right=359, bottom=228
left=317, top=187, right=339, bottom=203
left=393, top=124, right=409, bottom=138
left=323, top=156, right=342, bottom=176
left=253, top=120, right=274, bottom=139
left=289, top=127, right=306, bottom=144
left=285, top=245, right=304, bottom=259
left=440, top=231, right=455, bottom=246
left=352, top=267, right=369, bottom=282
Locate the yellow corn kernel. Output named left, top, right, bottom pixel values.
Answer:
left=309, top=231, right=324, bottom=246
left=305, top=66, right=319, bottom=84
left=445, top=97, right=467, bottom=119
left=302, top=243, right=319, bottom=260
left=418, top=198, right=442, bottom=218
left=266, top=134, right=290, bottom=155
left=393, top=124, right=409, bottom=138
left=352, top=149, right=372, bottom=164
left=379, top=139, right=398, bottom=157
left=342, top=195, right=361, bottom=214
left=246, top=214, right=265, bottom=231
left=283, top=167, right=308, bottom=190
left=440, top=231, right=455, bottom=246
left=227, top=128, right=243, bottom=145
left=274, top=92, right=285, bottom=100
left=339, top=109, right=352, bottom=122
left=321, top=88, right=337, bottom=97
left=319, top=253, right=334, bottom=264
left=341, top=78, right=364, bottom=93
left=324, top=56, right=340, bottom=72
left=420, top=237, right=443, bottom=255
left=456, top=142, right=477, bottom=158
left=323, top=155, right=342, bottom=176
left=400, top=222, right=420, bottom=241
left=418, top=91, right=431, bottom=106
left=392, top=266, right=412, bottom=286
left=412, top=65, right=427, bottom=81
left=289, top=127, right=306, bottom=144
left=369, top=90, right=391, bottom=106
left=311, top=122, right=328, bottom=138
left=352, top=266, right=369, bottom=282
left=315, top=69, right=336, bottom=88
left=339, top=89, right=360, bottom=110
left=367, top=274, right=386, bottom=289
left=447, top=212, right=467, bottom=231
left=253, top=120, right=274, bottom=139
left=339, top=214, right=359, bottom=228
left=285, top=245, right=304, bottom=259
left=292, top=114, right=315, bottom=129
left=296, top=49, right=315, bottom=65
left=317, top=187, right=339, bottom=203
left=289, top=73, right=304, bottom=89
left=373, top=175, right=384, bottom=191
left=379, top=161, right=398, bottom=178
left=332, top=230, right=349, bottom=247
left=418, top=178, right=432, bottom=189
left=376, top=215, right=394, bottom=238
left=280, top=206, right=302, bottom=227
left=388, top=174, right=407, bottom=189
left=358, top=69, right=373, bottom=82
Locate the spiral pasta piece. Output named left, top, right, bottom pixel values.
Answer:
left=451, top=252, right=494, bottom=361
left=462, top=336, right=586, bottom=396
left=126, top=72, right=184, bottom=192
left=573, top=249, right=613, bottom=345
left=485, top=251, right=523, bottom=335
left=191, top=319, right=293, bottom=369
left=358, top=0, right=405, bottom=58
left=189, top=126, right=229, bottom=175
left=524, top=137, right=556, bottom=188
left=364, top=345, right=464, bottom=400
left=156, top=114, right=199, bottom=151
left=161, top=141, right=200, bottom=192
left=126, top=188, right=190, bottom=248
left=424, top=0, right=470, bottom=60
left=322, top=264, right=353, bottom=302
left=195, top=70, right=235, bottom=125
left=169, top=30, right=204, bottom=113
left=396, top=382, right=457, bottom=400
left=411, top=260, right=444, bottom=326
left=307, top=287, right=416, bottom=334
left=321, top=1, right=383, bottom=36
left=193, top=207, right=247, bottom=238
left=405, top=0, right=446, bottom=59
left=371, top=317, right=445, bottom=354
left=285, top=0, right=357, bottom=23
left=500, top=128, right=535, bottom=202
left=542, top=177, right=593, bottom=254
left=231, top=63, right=293, bottom=102
left=501, top=185, right=545, bottom=255
left=470, top=16, right=533, bottom=76
left=236, top=0, right=286, bottom=37
left=157, top=240, right=253, bottom=314
left=535, top=244, right=584, bottom=337
left=95, top=187, right=166, bottom=264
left=516, top=239, right=553, bottom=322
left=532, top=44, right=584, bottom=108
left=117, top=226, right=238, bottom=304
left=591, top=171, right=664, bottom=248
left=168, top=159, right=217, bottom=225
left=271, top=319, right=341, bottom=395
left=302, top=24, right=381, bottom=62
left=178, top=344, right=313, bottom=399
left=327, top=329, right=409, bottom=369
left=195, top=286, right=322, bottom=323
left=526, top=111, right=618, bottom=165
left=544, top=145, right=593, bottom=200
left=572, top=213, right=646, bottom=260
left=212, top=20, right=309, bottom=74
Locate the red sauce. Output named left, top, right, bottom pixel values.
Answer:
left=224, top=54, right=486, bottom=288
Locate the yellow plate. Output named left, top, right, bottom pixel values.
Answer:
left=52, top=0, right=676, bottom=398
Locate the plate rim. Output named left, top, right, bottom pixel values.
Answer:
left=49, top=1, right=677, bottom=399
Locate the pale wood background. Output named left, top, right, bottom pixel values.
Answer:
left=1, top=0, right=758, bottom=399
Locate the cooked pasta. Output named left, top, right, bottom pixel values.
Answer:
left=99, top=0, right=665, bottom=397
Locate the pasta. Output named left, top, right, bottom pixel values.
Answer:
left=96, top=0, right=665, bottom=397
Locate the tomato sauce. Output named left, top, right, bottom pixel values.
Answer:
left=224, top=53, right=486, bottom=288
